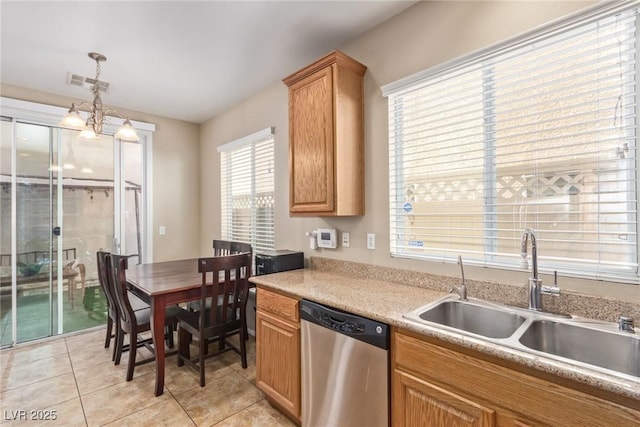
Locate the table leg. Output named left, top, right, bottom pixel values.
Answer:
left=150, top=295, right=166, bottom=396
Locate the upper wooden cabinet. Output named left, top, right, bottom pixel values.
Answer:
left=283, top=50, right=366, bottom=216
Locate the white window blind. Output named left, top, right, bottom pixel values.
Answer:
left=384, top=4, right=639, bottom=282
left=218, top=127, right=275, bottom=253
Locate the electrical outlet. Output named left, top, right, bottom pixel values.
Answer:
left=367, top=233, right=375, bottom=250
left=342, top=232, right=350, bottom=247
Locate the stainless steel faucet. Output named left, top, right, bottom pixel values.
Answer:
left=450, top=255, right=468, bottom=300
left=521, top=228, right=559, bottom=311
left=521, top=228, right=542, bottom=310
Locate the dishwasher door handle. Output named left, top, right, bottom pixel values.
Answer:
left=328, top=315, right=346, bottom=324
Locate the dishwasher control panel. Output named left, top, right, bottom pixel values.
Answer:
left=320, top=313, right=365, bottom=334
left=300, top=299, right=389, bottom=349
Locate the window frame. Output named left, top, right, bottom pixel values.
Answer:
left=217, top=127, right=275, bottom=253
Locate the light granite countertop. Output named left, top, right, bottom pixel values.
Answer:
left=249, top=267, right=640, bottom=402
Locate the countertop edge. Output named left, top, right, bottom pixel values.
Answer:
left=249, top=269, right=640, bottom=402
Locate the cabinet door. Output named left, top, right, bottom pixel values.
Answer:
left=256, top=310, right=301, bottom=421
left=288, top=65, right=335, bottom=213
left=393, top=368, right=496, bottom=427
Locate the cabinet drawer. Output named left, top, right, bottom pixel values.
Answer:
left=257, top=287, right=299, bottom=322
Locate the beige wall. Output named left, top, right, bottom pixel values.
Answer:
left=1, top=83, right=201, bottom=262
left=200, top=0, right=639, bottom=302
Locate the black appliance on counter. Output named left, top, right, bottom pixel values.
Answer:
left=255, top=250, right=304, bottom=275
left=247, top=250, right=304, bottom=337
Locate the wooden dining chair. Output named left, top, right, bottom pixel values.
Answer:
left=211, top=240, right=253, bottom=341
left=213, top=240, right=253, bottom=273
left=97, top=251, right=152, bottom=362
left=96, top=251, right=118, bottom=359
left=176, top=253, right=251, bottom=387
left=188, top=240, right=253, bottom=314
left=110, top=254, right=188, bottom=381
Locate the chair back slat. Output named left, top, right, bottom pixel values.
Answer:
left=213, top=240, right=253, bottom=275
left=110, top=254, right=136, bottom=331
left=212, top=240, right=232, bottom=257
left=96, top=251, right=117, bottom=319
left=197, top=253, right=251, bottom=336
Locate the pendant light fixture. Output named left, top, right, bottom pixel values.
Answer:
left=60, top=52, right=139, bottom=142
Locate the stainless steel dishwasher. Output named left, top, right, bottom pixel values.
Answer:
left=300, top=299, right=389, bottom=427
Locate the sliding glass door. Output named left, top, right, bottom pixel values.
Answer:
left=0, top=117, right=146, bottom=346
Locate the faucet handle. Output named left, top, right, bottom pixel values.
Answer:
left=541, top=285, right=560, bottom=296
left=541, top=270, right=560, bottom=296
left=449, top=285, right=468, bottom=301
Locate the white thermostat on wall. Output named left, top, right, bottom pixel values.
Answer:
left=316, top=228, right=337, bottom=249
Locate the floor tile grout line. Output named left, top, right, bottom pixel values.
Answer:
left=171, top=367, right=238, bottom=400
left=66, top=333, right=158, bottom=426
left=0, top=369, right=72, bottom=394
left=1, top=350, right=83, bottom=427
left=1, top=326, right=106, bottom=353
left=78, top=368, right=155, bottom=398
left=210, top=397, right=267, bottom=426
left=0, top=341, right=69, bottom=364
left=90, top=387, right=181, bottom=427
left=80, top=369, right=172, bottom=427
left=163, top=380, right=199, bottom=427
left=171, top=370, right=262, bottom=427
left=66, top=337, right=90, bottom=427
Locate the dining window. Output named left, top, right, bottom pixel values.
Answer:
left=383, top=4, right=639, bottom=282
left=218, top=127, right=275, bottom=253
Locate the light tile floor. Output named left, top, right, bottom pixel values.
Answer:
left=0, top=329, right=296, bottom=427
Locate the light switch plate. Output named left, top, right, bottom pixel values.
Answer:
left=342, top=232, right=350, bottom=247
left=159, top=226, right=166, bottom=235
left=367, top=233, right=375, bottom=250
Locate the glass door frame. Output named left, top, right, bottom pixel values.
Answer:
left=0, top=97, right=155, bottom=346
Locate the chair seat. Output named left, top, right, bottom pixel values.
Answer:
left=133, top=308, right=152, bottom=325
left=129, top=292, right=149, bottom=311
left=166, top=304, right=190, bottom=321
left=134, top=304, right=188, bottom=326
left=177, top=306, right=239, bottom=331
left=188, top=293, right=233, bottom=312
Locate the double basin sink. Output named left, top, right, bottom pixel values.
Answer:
left=404, top=295, right=640, bottom=379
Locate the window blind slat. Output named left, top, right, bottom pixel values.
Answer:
left=220, top=130, right=275, bottom=252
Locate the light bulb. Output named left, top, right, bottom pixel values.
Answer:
left=59, top=104, right=85, bottom=129
left=78, top=128, right=98, bottom=140
left=114, top=119, right=140, bottom=142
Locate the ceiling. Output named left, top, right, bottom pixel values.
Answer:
left=1, top=0, right=416, bottom=124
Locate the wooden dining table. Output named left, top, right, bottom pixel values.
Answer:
left=125, top=258, right=204, bottom=396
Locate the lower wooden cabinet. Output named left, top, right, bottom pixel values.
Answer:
left=255, top=287, right=301, bottom=423
left=394, top=368, right=496, bottom=426
left=392, top=328, right=640, bottom=427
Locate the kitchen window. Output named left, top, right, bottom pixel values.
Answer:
left=383, top=3, right=639, bottom=282
left=218, top=127, right=275, bottom=253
